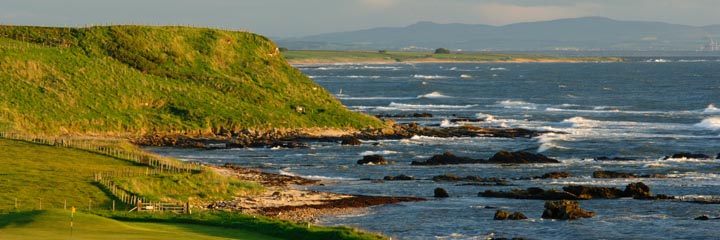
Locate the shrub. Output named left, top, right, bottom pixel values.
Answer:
left=434, top=48, right=451, bottom=54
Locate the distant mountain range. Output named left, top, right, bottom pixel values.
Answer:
left=277, top=17, right=720, bottom=51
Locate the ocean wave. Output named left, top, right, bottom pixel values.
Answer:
left=360, top=150, right=399, bottom=156
left=460, top=74, right=473, bottom=78
left=413, top=74, right=450, bottom=79
left=341, top=75, right=382, bottom=79
left=336, top=96, right=416, bottom=100
left=703, top=104, right=720, bottom=114
left=440, top=119, right=462, bottom=127
left=474, top=113, right=497, bottom=121
left=677, top=59, right=709, bottom=63
left=490, top=67, right=507, bottom=71
left=417, top=91, right=450, bottom=99
left=695, top=116, right=720, bottom=130
left=362, top=65, right=401, bottom=70
left=388, top=102, right=478, bottom=109
left=494, top=100, right=538, bottom=110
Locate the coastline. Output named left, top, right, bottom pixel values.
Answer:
left=209, top=163, right=425, bottom=222
left=287, top=58, right=619, bottom=65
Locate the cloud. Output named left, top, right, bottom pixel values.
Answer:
left=357, top=0, right=398, bottom=10
left=471, top=2, right=600, bottom=25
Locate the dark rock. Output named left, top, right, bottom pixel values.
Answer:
left=494, top=210, right=511, bottom=220
left=449, top=117, right=484, bottom=123
left=434, top=188, right=450, bottom=198
left=717, top=153, right=720, bottom=159
left=539, top=171, right=572, bottom=179
left=541, top=200, right=595, bottom=220
left=664, top=152, right=711, bottom=160
left=433, top=174, right=510, bottom=185
left=695, top=215, right=710, bottom=220
left=488, top=151, right=560, bottom=164
left=411, top=152, right=485, bottom=165
left=384, top=174, right=414, bottom=181
left=594, top=156, right=635, bottom=161
left=340, top=136, right=361, bottom=145
left=357, top=155, right=389, bottom=165
left=563, top=185, right=624, bottom=199
left=480, top=188, right=583, bottom=200
left=494, top=210, right=528, bottom=220
left=624, top=182, right=653, bottom=199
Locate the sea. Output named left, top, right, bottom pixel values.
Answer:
left=148, top=57, right=720, bottom=239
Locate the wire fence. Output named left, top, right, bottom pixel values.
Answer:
left=95, top=171, right=189, bottom=214
left=0, top=131, right=202, bottom=173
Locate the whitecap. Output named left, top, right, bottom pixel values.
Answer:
left=279, top=168, right=357, bottom=181
left=359, top=150, right=399, bottom=156
left=440, top=119, right=461, bottom=128
left=341, top=75, right=382, bottom=79
left=474, top=113, right=496, bottom=122
left=460, top=74, right=473, bottom=78
left=388, top=102, right=478, bottom=110
left=494, top=100, right=538, bottom=110
left=703, top=104, right=720, bottom=114
left=695, top=116, right=720, bottom=130
left=417, top=91, right=450, bottom=99
left=490, top=67, right=507, bottom=71
left=413, top=74, right=450, bottom=79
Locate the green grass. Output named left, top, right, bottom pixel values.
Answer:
left=0, top=25, right=382, bottom=135
left=0, top=138, right=261, bottom=210
left=0, top=210, right=283, bottom=240
left=282, top=50, right=623, bottom=64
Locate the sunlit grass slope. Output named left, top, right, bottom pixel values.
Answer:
left=0, top=25, right=382, bottom=135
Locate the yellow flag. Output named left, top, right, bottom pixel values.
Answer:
left=71, top=206, right=76, bottom=214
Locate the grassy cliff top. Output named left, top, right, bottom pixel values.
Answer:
left=0, top=25, right=382, bottom=135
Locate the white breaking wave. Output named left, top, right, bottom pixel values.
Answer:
left=490, top=67, right=507, bottom=71
left=440, top=119, right=461, bottom=127
left=413, top=74, right=450, bottom=79
left=494, top=100, right=538, bottom=110
left=336, top=96, right=416, bottom=100
left=474, top=113, right=497, bottom=122
left=387, top=102, right=478, bottom=110
left=460, top=74, right=473, bottom=78
left=341, top=75, right=382, bottom=79
left=360, top=150, right=399, bottom=156
left=695, top=116, right=720, bottom=130
left=417, top=91, right=450, bottom=98
left=703, top=104, right=720, bottom=114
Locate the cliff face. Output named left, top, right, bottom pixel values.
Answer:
left=0, top=25, right=381, bottom=134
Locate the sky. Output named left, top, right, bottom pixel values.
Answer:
left=2, top=0, right=720, bottom=38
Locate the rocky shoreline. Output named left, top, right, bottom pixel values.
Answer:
left=132, top=123, right=552, bottom=149
left=209, top=163, right=424, bottom=222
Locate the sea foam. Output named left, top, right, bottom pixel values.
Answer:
left=695, top=116, right=720, bottom=130
left=703, top=104, right=720, bottom=114
left=417, top=91, right=450, bottom=98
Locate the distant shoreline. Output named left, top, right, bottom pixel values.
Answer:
left=283, top=50, right=624, bottom=65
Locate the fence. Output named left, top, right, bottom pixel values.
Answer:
left=0, top=131, right=202, bottom=173
left=94, top=171, right=189, bottom=214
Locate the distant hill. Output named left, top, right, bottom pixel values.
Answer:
left=0, top=25, right=381, bottom=135
left=278, top=17, right=720, bottom=51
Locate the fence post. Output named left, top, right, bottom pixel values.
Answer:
left=88, top=199, right=91, bottom=211
left=112, top=200, right=115, bottom=212
left=64, top=199, right=67, bottom=210
left=15, top=198, right=17, bottom=209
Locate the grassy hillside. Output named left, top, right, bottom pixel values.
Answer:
left=282, top=50, right=623, bottom=64
left=0, top=138, right=260, bottom=210
left=0, top=25, right=382, bottom=135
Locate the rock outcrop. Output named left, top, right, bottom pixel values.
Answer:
left=357, top=155, right=389, bottom=165
left=411, top=152, right=485, bottom=165
left=487, top=151, right=560, bottom=164
left=494, top=210, right=528, bottom=220
left=434, top=188, right=450, bottom=198
left=541, top=200, right=595, bottom=220
left=383, top=174, right=415, bottom=181
left=538, top=171, right=572, bottom=179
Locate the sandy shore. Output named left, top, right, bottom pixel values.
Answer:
left=209, top=163, right=424, bottom=222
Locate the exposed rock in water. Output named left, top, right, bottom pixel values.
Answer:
left=717, top=153, right=720, bottom=159
left=432, top=174, right=509, bottom=185
left=562, top=185, right=624, bottom=199
left=482, top=182, right=672, bottom=200
left=487, top=151, right=560, bottom=164
left=594, top=156, right=635, bottom=161
left=411, top=152, right=485, bottom=165
left=592, top=171, right=666, bottom=178
left=383, top=174, right=415, bottom=181
left=664, top=152, right=711, bottom=160
left=624, top=182, right=653, bottom=199
left=357, top=155, right=389, bottom=165
left=538, top=171, right=572, bottom=179
left=541, top=200, right=595, bottom=220
left=434, top=188, right=450, bottom=198
left=374, top=113, right=433, bottom=118
left=480, top=188, right=584, bottom=200
left=340, top=136, right=361, bottom=145
left=494, top=210, right=528, bottom=220
left=695, top=215, right=710, bottom=220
